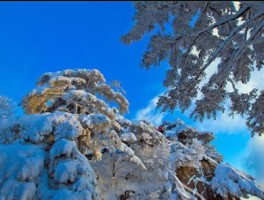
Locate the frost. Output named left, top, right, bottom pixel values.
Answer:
left=0, top=96, right=15, bottom=119
left=122, top=1, right=264, bottom=136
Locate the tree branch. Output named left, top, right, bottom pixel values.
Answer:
left=172, top=10, right=264, bottom=109
left=172, top=5, right=251, bottom=42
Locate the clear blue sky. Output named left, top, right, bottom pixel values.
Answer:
left=0, top=2, right=260, bottom=183
left=0, top=2, right=166, bottom=118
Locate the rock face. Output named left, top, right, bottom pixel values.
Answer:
left=89, top=119, right=264, bottom=200
left=0, top=114, right=264, bottom=200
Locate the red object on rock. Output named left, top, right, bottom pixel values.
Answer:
left=158, top=125, right=165, bottom=133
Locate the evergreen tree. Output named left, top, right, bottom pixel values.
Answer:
left=22, top=69, right=129, bottom=159
left=122, top=1, right=264, bottom=136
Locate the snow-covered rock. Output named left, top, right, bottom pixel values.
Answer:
left=1, top=68, right=263, bottom=200
left=211, top=163, right=264, bottom=199
left=1, top=113, right=264, bottom=200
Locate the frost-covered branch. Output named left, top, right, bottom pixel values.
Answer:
left=0, top=96, right=15, bottom=119
left=123, top=1, right=264, bottom=136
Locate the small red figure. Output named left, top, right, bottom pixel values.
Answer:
left=158, top=125, right=165, bottom=134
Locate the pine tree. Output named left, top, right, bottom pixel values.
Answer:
left=22, top=68, right=129, bottom=160
left=122, top=1, right=264, bottom=136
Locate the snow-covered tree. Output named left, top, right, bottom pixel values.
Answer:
left=0, top=95, right=15, bottom=119
left=22, top=69, right=128, bottom=117
left=1, top=68, right=264, bottom=199
left=122, top=1, right=264, bottom=136
left=21, top=69, right=129, bottom=160
left=0, top=69, right=132, bottom=199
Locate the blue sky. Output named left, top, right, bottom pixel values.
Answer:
left=0, top=2, right=263, bottom=185
left=0, top=2, right=166, bottom=117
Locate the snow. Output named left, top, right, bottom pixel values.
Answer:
left=50, top=75, right=71, bottom=85
left=79, top=113, right=110, bottom=130
left=0, top=144, right=45, bottom=200
left=54, top=121, right=82, bottom=141
left=0, top=105, right=263, bottom=199
left=0, top=112, right=98, bottom=200
left=72, top=177, right=95, bottom=192
left=211, top=163, right=264, bottom=199
left=54, top=160, right=79, bottom=184
left=164, top=119, right=190, bottom=140
left=120, top=132, right=137, bottom=143
left=34, top=85, right=50, bottom=95
left=63, top=90, right=88, bottom=101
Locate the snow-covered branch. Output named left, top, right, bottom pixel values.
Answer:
left=123, top=1, right=264, bottom=136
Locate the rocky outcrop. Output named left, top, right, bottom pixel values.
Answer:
left=89, top=118, right=264, bottom=200
left=0, top=114, right=263, bottom=200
